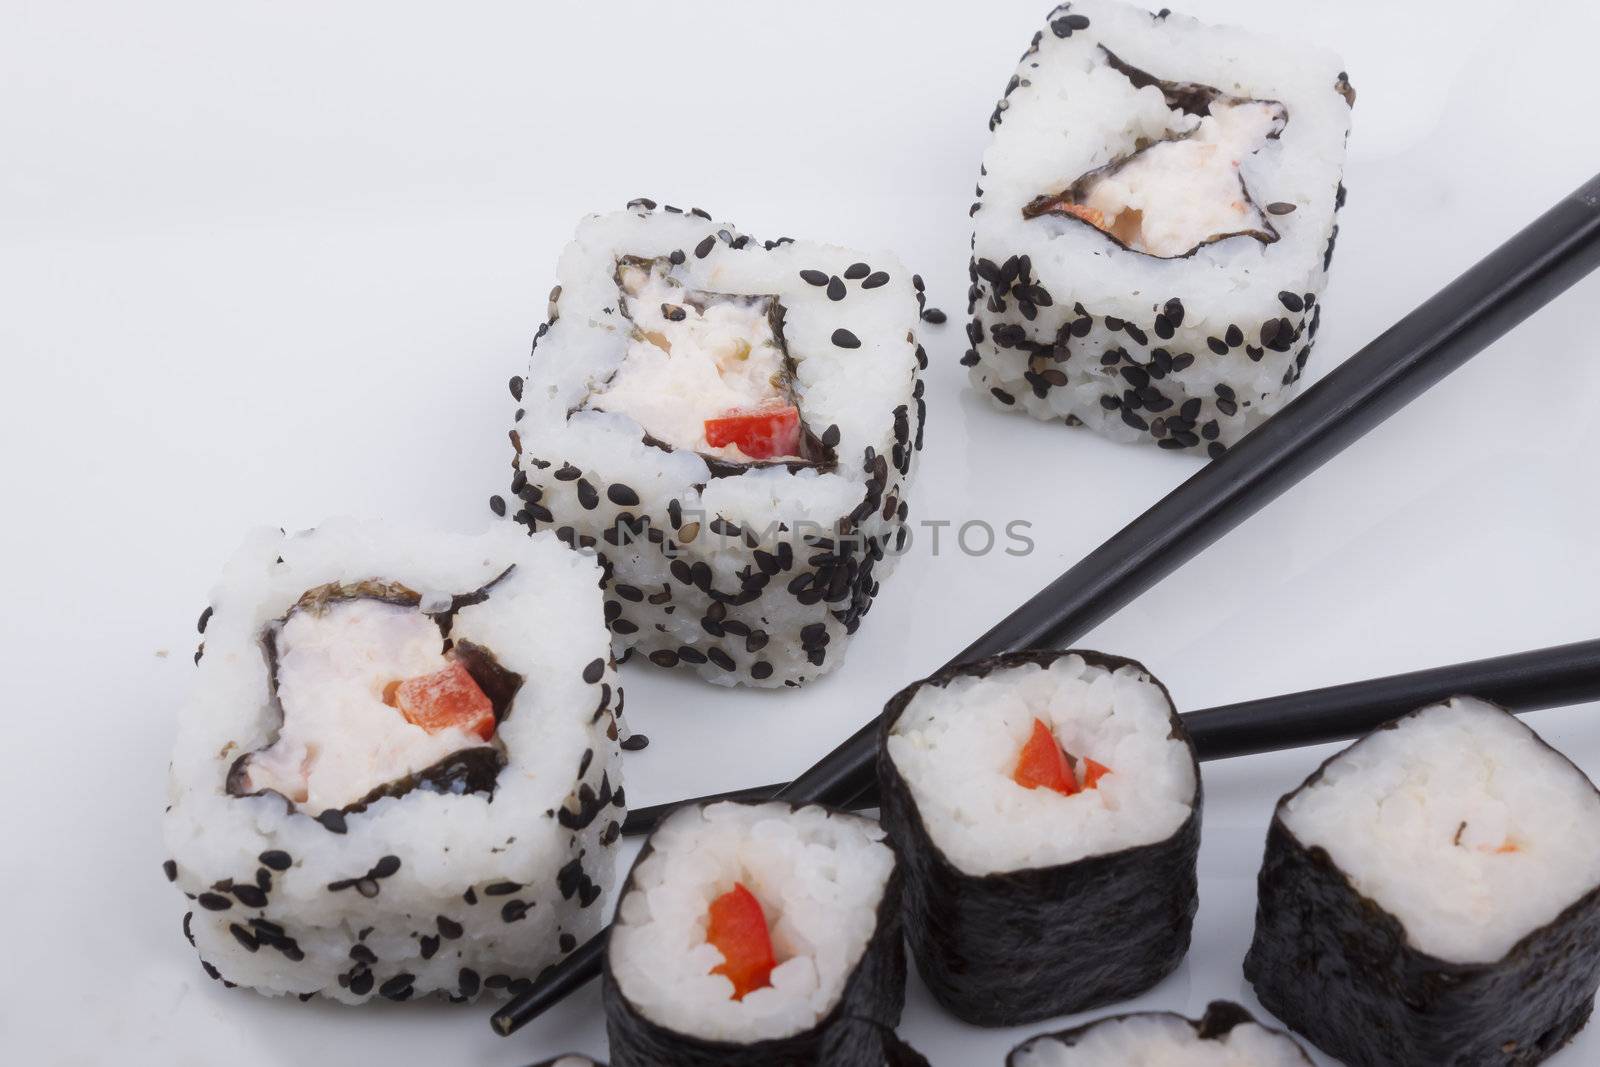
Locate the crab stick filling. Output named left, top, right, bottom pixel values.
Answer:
left=587, top=259, right=803, bottom=462
left=1014, top=717, right=1112, bottom=796
left=1028, top=98, right=1287, bottom=258
left=239, top=598, right=496, bottom=812
left=706, top=882, right=779, bottom=1000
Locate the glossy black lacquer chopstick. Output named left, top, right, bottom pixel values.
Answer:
left=491, top=174, right=1600, bottom=1037
left=622, top=639, right=1600, bottom=832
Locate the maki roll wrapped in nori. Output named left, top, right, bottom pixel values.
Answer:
left=967, top=0, right=1353, bottom=455
left=877, top=649, right=1200, bottom=1026
left=509, top=203, right=925, bottom=688
left=1007, top=1001, right=1313, bottom=1065
left=603, top=800, right=906, bottom=1066
left=164, top=519, right=625, bottom=1002
left=1245, top=697, right=1600, bottom=1066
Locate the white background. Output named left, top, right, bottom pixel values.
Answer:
left=4, top=0, right=1600, bottom=1063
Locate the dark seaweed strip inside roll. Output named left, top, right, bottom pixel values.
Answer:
left=876, top=648, right=1201, bottom=1027
left=578, top=255, right=838, bottom=477
left=225, top=573, right=525, bottom=821
left=602, top=801, right=907, bottom=1067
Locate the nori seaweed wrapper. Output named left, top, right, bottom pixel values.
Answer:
left=1244, top=701, right=1600, bottom=1066
left=602, top=800, right=908, bottom=1067
left=1006, top=1001, right=1313, bottom=1064
left=876, top=648, right=1201, bottom=1027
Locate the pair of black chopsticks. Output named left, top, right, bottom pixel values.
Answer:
left=493, top=173, right=1600, bottom=1038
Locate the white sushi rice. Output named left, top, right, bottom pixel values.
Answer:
left=609, top=801, right=895, bottom=1043
left=968, top=0, right=1352, bottom=452
left=886, top=654, right=1194, bottom=875
left=1012, top=1012, right=1310, bottom=1066
left=1281, top=697, right=1600, bottom=964
left=513, top=204, right=923, bottom=687
left=164, top=518, right=625, bottom=1002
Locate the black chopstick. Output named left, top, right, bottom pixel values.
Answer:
left=491, top=174, right=1600, bottom=1037
left=621, top=639, right=1600, bottom=832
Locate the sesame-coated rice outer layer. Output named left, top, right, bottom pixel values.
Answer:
left=164, top=519, right=625, bottom=1004
left=968, top=0, right=1352, bottom=456
left=510, top=203, right=924, bottom=687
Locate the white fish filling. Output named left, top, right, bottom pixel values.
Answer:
left=1282, top=697, right=1600, bottom=964
left=1073, top=99, right=1287, bottom=257
left=586, top=260, right=798, bottom=462
left=241, top=598, right=486, bottom=812
left=1012, top=1014, right=1310, bottom=1066
left=609, top=802, right=894, bottom=1043
left=887, top=655, right=1194, bottom=876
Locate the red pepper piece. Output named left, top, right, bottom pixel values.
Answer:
left=389, top=660, right=495, bottom=741
left=1013, top=718, right=1080, bottom=795
left=706, top=882, right=778, bottom=1000
left=704, top=404, right=801, bottom=460
left=1080, top=757, right=1112, bottom=790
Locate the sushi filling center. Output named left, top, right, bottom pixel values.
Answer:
left=233, top=593, right=512, bottom=813
left=887, top=655, right=1195, bottom=876
left=1024, top=50, right=1288, bottom=258
left=706, top=882, right=780, bottom=1000
left=586, top=257, right=812, bottom=463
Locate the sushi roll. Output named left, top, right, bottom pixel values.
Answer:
left=1007, top=1001, right=1313, bottom=1065
left=878, top=649, right=1200, bottom=1026
left=603, top=800, right=905, bottom=1066
left=1245, top=697, right=1600, bottom=1066
left=508, top=202, right=925, bottom=687
left=164, top=518, right=625, bottom=1002
left=966, top=0, right=1354, bottom=455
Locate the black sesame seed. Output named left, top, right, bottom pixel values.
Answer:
left=458, top=968, right=480, bottom=997
left=607, top=483, right=640, bottom=507
left=437, top=915, right=464, bottom=939
left=582, top=658, right=605, bottom=685
left=1207, top=337, right=1228, bottom=356
left=1278, top=291, right=1305, bottom=312
left=1266, top=202, right=1297, bottom=215
left=379, top=974, right=415, bottom=1001
left=501, top=900, right=529, bottom=923
left=370, top=855, right=401, bottom=879
left=1224, top=324, right=1244, bottom=348
left=861, top=271, right=890, bottom=289
left=693, top=235, right=715, bottom=259
left=826, top=276, right=846, bottom=301
left=750, top=661, right=774, bottom=680
left=488, top=495, right=506, bottom=517
left=800, top=269, right=828, bottom=286
left=831, top=329, right=861, bottom=349
left=508, top=375, right=524, bottom=401
left=844, top=262, right=870, bottom=280
left=620, top=734, right=649, bottom=751
left=920, top=307, right=947, bottom=324
left=259, top=850, right=292, bottom=871
left=660, top=302, right=687, bottom=322
left=232, top=884, right=269, bottom=909
left=163, top=860, right=178, bottom=882
left=483, top=881, right=522, bottom=897
left=316, top=810, right=347, bottom=834
left=559, top=933, right=577, bottom=953
left=198, top=892, right=232, bottom=912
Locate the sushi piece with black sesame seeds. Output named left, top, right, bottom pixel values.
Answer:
left=164, top=518, right=625, bottom=1003
left=511, top=205, right=924, bottom=687
left=968, top=0, right=1352, bottom=454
